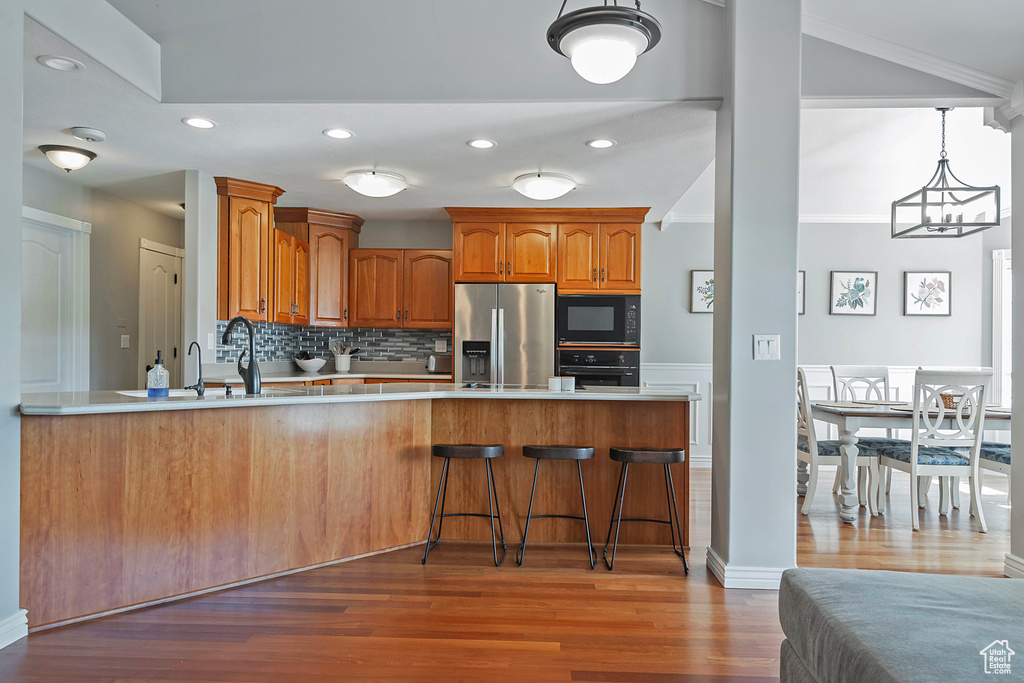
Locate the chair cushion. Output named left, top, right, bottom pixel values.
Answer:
left=875, top=442, right=968, bottom=466
left=798, top=436, right=877, bottom=458
left=855, top=437, right=910, bottom=449
left=951, top=442, right=1012, bottom=465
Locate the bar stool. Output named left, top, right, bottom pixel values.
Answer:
left=422, top=444, right=507, bottom=566
left=602, top=447, right=688, bottom=573
left=515, top=445, right=597, bottom=569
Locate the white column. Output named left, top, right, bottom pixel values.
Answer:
left=0, top=0, right=28, bottom=649
left=1005, top=116, right=1024, bottom=578
left=708, top=0, right=801, bottom=589
left=183, top=170, right=219, bottom=383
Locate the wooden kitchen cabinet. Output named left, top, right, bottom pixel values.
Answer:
left=350, top=249, right=453, bottom=329
left=276, top=208, right=363, bottom=328
left=216, top=177, right=285, bottom=321
left=453, top=222, right=503, bottom=282
left=558, top=222, right=641, bottom=293
left=452, top=219, right=556, bottom=283
left=272, top=229, right=309, bottom=325
left=505, top=223, right=557, bottom=282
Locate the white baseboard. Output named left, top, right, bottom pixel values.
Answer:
left=1005, top=553, right=1024, bottom=578
left=706, top=547, right=789, bottom=590
left=0, top=609, right=27, bottom=650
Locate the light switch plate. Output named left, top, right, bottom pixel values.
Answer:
left=116, top=317, right=126, bottom=328
left=120, top=334, right=130, bottom=349
left=753, top=334, right=781, bottom=360
left=434, top=339, right=447, bottom=353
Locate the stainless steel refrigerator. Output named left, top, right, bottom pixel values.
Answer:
left=454, top=283, right=555, bottom=386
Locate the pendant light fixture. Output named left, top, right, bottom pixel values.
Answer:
left=891, top=108, right=1000, bottom=238
left=512, top=172, right=576, bottom=200
left=342, top=170, right=407, bottom=197
left=547, top=1, right=662, bottom=84
left=39, top=145, right=96, bottom=172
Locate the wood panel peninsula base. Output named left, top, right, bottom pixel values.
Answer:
left=20, top=388, right=692, bottom=630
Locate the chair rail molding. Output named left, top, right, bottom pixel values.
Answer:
left=641, top=362, right=712, bottom=467
left=0, top=608, right=27, bottom=650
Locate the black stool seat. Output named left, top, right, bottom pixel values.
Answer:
left=523, top=445, right=595, bottom=460
left=432, top=444, right=504, bottom=459
left=610, top=447, right=685, bottom=464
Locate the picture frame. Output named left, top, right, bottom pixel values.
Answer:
left=904, top=271, right=951, bottom=316
left=830, top=270, right=877, bottom=316
left=690, top=270, right=714, bottom=313
left=797, top=270, right=806, bottom=315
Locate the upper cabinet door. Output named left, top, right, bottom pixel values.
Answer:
left=228, top=196, right=272, bottom=321
left=403, top=250, right=453, bottom=329
left=454, top=222, right=504, bottom=282
left=349, top=249, right=403, bottom=328
left=273, top=230, right=295, bottom=323
left=556, top=223, right=600, bottom=292
left=292, top=237, right=310, bottom=326
left=505, top=223, right=556, bottom=283
left=600, top=224, right=641, bottom=292
left=309, top=225, right=352, bottom=327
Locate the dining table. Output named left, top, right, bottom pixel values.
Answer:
left=810, top=401, right=1011, bottom=524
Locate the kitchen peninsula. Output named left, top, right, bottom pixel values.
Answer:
left=20, top=384, right=698, bottom=630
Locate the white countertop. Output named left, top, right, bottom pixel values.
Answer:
left=21, top=383, right=701, bottom=416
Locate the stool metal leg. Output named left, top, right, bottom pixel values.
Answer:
left=664, top=463, right=689, bottom=574
left=485, top=458, right=507, bottom=566
left=577, top=460, right=597, bottom=569
left=422, top=457, right=451, bottom=564
left=602, top=462, right=630, bottom=570
left=515, top=459, right=542, bottom=566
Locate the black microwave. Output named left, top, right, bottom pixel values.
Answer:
left=556, top=294, right=640, bottom=346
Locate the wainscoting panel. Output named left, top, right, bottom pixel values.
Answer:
left=642, top=363, right=712, bottom=467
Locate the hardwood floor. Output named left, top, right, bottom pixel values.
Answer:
left=0, top=467, right=1011, bottom=682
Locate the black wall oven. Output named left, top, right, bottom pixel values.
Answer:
left=557, top=349, right=640, bottom=387
left=556, top=294, right=640, bottom=346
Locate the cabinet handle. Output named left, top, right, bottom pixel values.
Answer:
left=499, top=261, right=503, bottom=275
left=602, top=268, right=606, bottom=282
left=507, top=260, right=512, bottom=277
left=259, top=297, right=266, bottom=313
left=593, top=267, right=597, bottom=282
left=343, top=307, right=348, bottom=321
left=396, top=309, right=400, bottom=321
left=405, top=308, right=409, bottom=321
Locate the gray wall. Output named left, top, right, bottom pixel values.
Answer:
left=357, top=220, right=452, bottom=249
left=22, top=166, right=185, bottom=391
left=981, top=220, right=1012, bottom=366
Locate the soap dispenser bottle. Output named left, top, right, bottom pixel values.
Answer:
left=147, top=350, right=170, bottom=398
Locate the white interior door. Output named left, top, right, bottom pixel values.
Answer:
left=21, top=208, right=90, bottom=393
left=138, top=242, right=183, bottom=389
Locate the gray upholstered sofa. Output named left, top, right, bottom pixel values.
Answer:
left=779, top=567, right=1024, bottom=682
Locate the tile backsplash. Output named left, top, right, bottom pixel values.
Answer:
left=217, top=321, right=451, bottom=364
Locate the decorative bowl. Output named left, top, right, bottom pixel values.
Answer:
left=294, top=357, right=326, bottom=373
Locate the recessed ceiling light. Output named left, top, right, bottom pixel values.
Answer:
left=467, top=139, right=496, bottom=149
left=342, top=170, right=407, bottom=197
left=586, top=138, right=616, bottom=149
left=512, top=173, right=576, bottom=201
left=323, top=128, right=353, bottom=139
left=37, top=55, right=85, bottom=72
left=70, top=127, right=106, bottom=143
left=182, top=117, right=217, bottom=129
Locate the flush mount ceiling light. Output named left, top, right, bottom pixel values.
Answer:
left=343, top=170, right=407, bottom=197
left=512, top=172, right=576, bottom=200
left=547, top=1, right=662, bottom=84
left=323, top=128, right=353, bottom=139
left=39, top=145, right=96, bottom=172
left=182, top=117, right=217, bottom=129
left=586, top=138, right=616, bottom=148
left=892, top=108, right=1000, bottom=238
left=467, top=139, right=496, bottom=149
left=36, top=55, right=86, bottom=72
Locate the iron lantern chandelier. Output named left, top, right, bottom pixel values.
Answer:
left=891, top=108, right=1000, bottom=238
left=547, top=1, right=662, bottom=84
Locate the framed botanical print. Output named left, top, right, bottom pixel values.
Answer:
left=797, top=270, right=806, bottom=315
left=690, top=270, right=714, bottom=313
left=904, top=271, right=951, bottom=316
left=830, top=271, right=877, bottom=316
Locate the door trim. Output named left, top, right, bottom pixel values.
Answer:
left=21, top=206, right=91, bottom=392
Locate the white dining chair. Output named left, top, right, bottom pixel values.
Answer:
left=830, top=365, right=908, bottom=511
left=976, top=442, right=1011, bottom=504
left=797, top=368, right=879, bottom=515
left=874, top=369, right=991, bottom=533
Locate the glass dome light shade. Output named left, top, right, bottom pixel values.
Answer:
left=512, top=173, right=576, bottom=201
left=39, top=145, right=96, bottom=172
left=342, top=170, right=407, bottom=197
left=560, top=23, right=647, bottom=84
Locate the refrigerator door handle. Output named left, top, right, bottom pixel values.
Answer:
left=497, top=308, right=505, bottom=385
left=490, top=308, right=498, bottom=384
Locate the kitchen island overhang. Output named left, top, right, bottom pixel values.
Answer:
left=20, top=385, right=699, bottom=630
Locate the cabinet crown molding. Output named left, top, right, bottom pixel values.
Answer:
left=274, top=207, right=364, bottom=232
left=445, top=207, right=650, bottom=224
left=215, top=176, right=286, bottom=204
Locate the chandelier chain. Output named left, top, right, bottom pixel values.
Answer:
left=940, top=109, right=947, bottom=159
